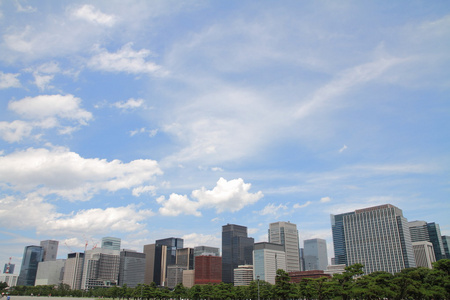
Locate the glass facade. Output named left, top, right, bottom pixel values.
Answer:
left=17, top=245, right=44, bottom=286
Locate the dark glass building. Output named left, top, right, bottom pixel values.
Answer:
left=119, top=250, right=146, bottom=288
left=155, top=237, right=184, bottom=267
left=17, top=245, right=44, bottom=286
left=409, top=220, right=446, bottom=261
left=222, top=224, right=254, bottom=284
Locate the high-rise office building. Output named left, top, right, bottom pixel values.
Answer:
left=101, top=237, right=121, bottom=251
left=233, top=265, right=253, bottom=286
left=176, top=248, right=194, bottom=270
left=194, top=255, right=222, bottom=285
left=155, top=237, right=183, bottom=286
left=17, top=245, right=44, bottom=286
left=167, top=265, right=186, bottom=289
left=331, top=204, right=416, bottom=274
left=40, top=240, right=59, bottom=261
left=35, top=259, right=66, bottom=285
left=193, top=246, right=220, bottom=269
left=442, top=235, right=450, bottom=259
left=269, top=221, right=300, bottom=272
left=299, top=248, right=305, bottom=271
left=81, top=248, right=120, bottom=289
left=253, top=242, right=286, bottom=284
left=222, top=224, right=254, bottom=284
left=409, top=221, right=446, bottom=261
left=3, top=263, right=15, bottom=274
left=412, top=241, right=436, bottom=269
left=143, top=243, right=167, bottom=286
left=303, top=238, right=328, bottom=271
left=118, top=250, right=146, bottom=288
left=62, top=252, right=85, bottom=290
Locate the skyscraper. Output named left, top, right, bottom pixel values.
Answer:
left=101, top=237, right=121, bottom=251
left=193, top=246, right=220, bottom=269
left=40, top=240, right=59, bottom=261
left=222, top=224, right=254, bottom=284
left=119, top=250, right=146, bottom=288
left=303, top=238, right=328, bottom=271
left=331, top=204, right=416, bottom=274
left=253, top=242, right=287, bottom=284
left=269, top=221, right=300, bottom=272
left=17, top=245, right=44, bottom=286
left=81, top=248, right=120, bottom=289
left=194, top=255, right=222, bottom=285
left=409, top=221, right=446, bottom=261
left=442, top=235, right=450, bottom=259
left=143, top=243, right=167, bottom=286
left=155, top=237, right=183, bottom=286
left=62, top=252, right=84, bottom=290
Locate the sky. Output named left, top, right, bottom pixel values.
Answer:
left=0, top=0, right=449, bottom=271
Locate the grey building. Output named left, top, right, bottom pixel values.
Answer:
left=40, top=240, right=59, bottom=261
left=331, top=204, right=416, bottom=274
left=222, top=224, right=254, bottom=284
left=409, top=221, right=446, bottom=261
left=303, top=238, right=328, bottom=271
left=35, top=259, right=66, bottom=285
left=119, top=250, right=145, bottom=287
left=17, top=245, right=44, bottom=286
left=62, top=252, right=85, bottom=290
left=81, top=248, right=120, bottom=289
left=253, top=242, right=286, bottom=284
left=269, top=221, right=300, bottom=272
left=102, top=237, right=121, bottom=251
left=442, top=235, right=450, bottom=259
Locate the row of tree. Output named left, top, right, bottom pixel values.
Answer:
left=3, top=259, right=449, bottom=300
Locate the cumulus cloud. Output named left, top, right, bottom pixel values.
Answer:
left=0, top=194, right=153, bottom=236
left=0, top=120, right=34, bottom=142
left=156, top=178, right=263, bottom=216
left=0, top=71, right=21, bottom=89
left=339, top=145, right=348, bottom=153
left=88, top=43, right=163, bottom=75
left=258, top=203, right=288, bottom=217
left=182, top=233, right=221, bottom=249
left=71, top=4, right=117, bottom=27
left=113, top=98, right=144, bottom=110
left=320, top=196, right=331, bottom=203
left=293, top=201, right=312, bottom=209
left=132, top=185, right=157, bottom=197
left=0, top=147, right=162, bottom=200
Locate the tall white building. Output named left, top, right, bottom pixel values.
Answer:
left=331, top=204, right=416, bottom=275
left=269, top=221, right=300, bottom=272
left=233, top=265, right=253, bottom=286
left=40, top=240, right=59, bottom=261
left=81, top=248, right=120, bottom=289
left=63, top=252, right=84, bottom=290
left=303, top=238, right=328, bottom=271
left=253, top=242, right=287, bottom=284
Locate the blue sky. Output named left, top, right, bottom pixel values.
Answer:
left=1, top=0, right=449, bottom=270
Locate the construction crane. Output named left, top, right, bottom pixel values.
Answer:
left=5, top=257, right=12, bottom=274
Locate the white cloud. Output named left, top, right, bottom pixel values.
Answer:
left=33, top=74, right=54, bottom=90
left=339, top=145, right=348, bottom=153
left=0, top=194, right=153, bottom=236
left=0, top=147, right=162, bottom=200
left=293, top=201, right=312, bottom=209
left=0, top=71, right=21, bottom=89
left=130, top=127, right=158, bottom=137
left=211, top=167, right=223, bottom=172
left=156, top=194, right=201, bottom=217
left=71, top=4, right=117, bottom=27
left=182, top=233, right=221, bottom=249
left=192, top=178, right=263, bottom=213
left=258, top=203, right=288, bottom=217
left=132, top=185, right=157, bottom=197
left=0, top=120, right=34, bottom=142
left=156, top=178, right=263, bottom=216
left=9, top=94, right=92, bottom=124
left=113, top=98, right=144, bottom=110
left=88, top=43, right=163, bottom=75
left=320, top=196, right=331, bottom=203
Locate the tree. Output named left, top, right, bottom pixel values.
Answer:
left=172, top=283, right=188, bottom=300
left=330, top=263, right=364, bottom=300
left=274, top=269, right=294, bottom=300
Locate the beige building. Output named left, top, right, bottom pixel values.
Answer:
left=269, top=221, right=300, bottom=272
left=233, top=265, right=253, bottom=286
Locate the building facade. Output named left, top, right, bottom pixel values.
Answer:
left=253, top=242, right=287, bottom=284
left=62, top=252, right=85, bottom=290
left=269, top=221, right=300, bottom=272
left=222, top=224, right=254, bottom=284
left=40, top=240, right=59, bottom=261
left=409, top=221, right=446, bottom=261
left=233, top=265, right=253, bottom=286
left=442, top=235, right=450, bottom=259
left=143, top=243, right=167, bottom=286
left=17, top=245, right=44, bottom=286
left=35, top=259, right=66, bottom=285
left=412, top=241, right=436, bottom=269
left=81, top=248, right=120, bottom=289
left=303, top=238, right=328, bottom=271
left=118, top=250, right=145, bottom=288
left=101, top=237, right=121, bottom=251
left=331, top=204, right=416, bottom=274
left=176, top=248, right=194, bottom=270
left=193, top=246, right=220, bottom=269
left=194, top=255, right=222, bottom=285
left=3, top=263, right=15, bottom=274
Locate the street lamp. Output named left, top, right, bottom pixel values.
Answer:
left=257, top=275, right=260, bottom=300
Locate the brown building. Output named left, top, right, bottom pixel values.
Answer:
left=194, top=255, right=222, bottom=285
left=289, top=270, right=331, bottom=283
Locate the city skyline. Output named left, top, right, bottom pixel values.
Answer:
left=1, top=1, right=449, bottom=271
